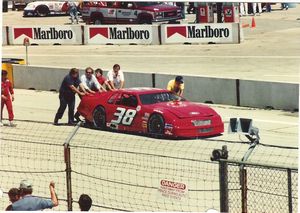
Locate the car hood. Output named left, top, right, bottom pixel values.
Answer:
left=153, top=101, right=216, bottom=119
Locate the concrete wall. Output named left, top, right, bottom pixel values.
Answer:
left=240, top=80, right=299, bottom=110
left=155, top=73, right=237, bottom=105
left=12, top=65, right=299, bottom=110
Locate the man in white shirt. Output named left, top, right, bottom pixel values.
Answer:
left=80, top=67, right=106, bottom=93
left=74, top=67, right=106, bottom=122
left=107, top=64, right=125, bottom=89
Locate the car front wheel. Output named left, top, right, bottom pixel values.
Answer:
left=148, top=113, right=164, bottom=136
left=93, top=106, right=106, bottom=129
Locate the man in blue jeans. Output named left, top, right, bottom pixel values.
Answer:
left=11, top=180, right=59, bottom=211
left=54, top=68, right=86, bottom=125
left=69, top=1, right=79, bottom=24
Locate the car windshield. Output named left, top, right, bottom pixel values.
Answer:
left=139, top=92, right=185, bottom=105
left=136, top=2, right=162, bottom=7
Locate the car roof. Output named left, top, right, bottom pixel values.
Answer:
left=117, top=87, right=168, bottom=95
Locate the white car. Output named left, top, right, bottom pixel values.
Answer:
left=23, top=1, right=78, bottom=17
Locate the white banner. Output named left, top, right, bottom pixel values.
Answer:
left=8, top=26, right=83, bottom=45
left=161, top=23, right=240, bottom=44
left=85, top=25, right=154, bottom=45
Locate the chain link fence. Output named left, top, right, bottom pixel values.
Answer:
left=0, top=120, right=298, bottom=212
left=214, top=148, right=298, bottom=213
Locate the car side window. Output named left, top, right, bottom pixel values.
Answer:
left=116, top=94, right=138, bottom=108
left=120, top=2, right=134, bottom=9
left=107, top=93, right=120, bottom=104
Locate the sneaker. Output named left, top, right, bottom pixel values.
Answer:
left=0, top=122, right=3, bottom=127
left=68, top=121, right=77, bottom=126
left=9, top=121, right=17, bottom=127
left=74, top=114, right=82, bottom=122
left=54, top=117, right=59, bottom=125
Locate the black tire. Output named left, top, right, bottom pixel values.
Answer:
left=138, top=18, right=152, bottom=25
left=35, top=5, right=49, bottom=17
left=148, top=114, right=165, bottom=136
left=93, top=106, right=106, bottom=129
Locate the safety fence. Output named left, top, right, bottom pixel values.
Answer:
left=212, top=146, right=298, bottom=213
left=2, top=23, right=241, bottom=46
left=0, top=120, right=298, bottom=211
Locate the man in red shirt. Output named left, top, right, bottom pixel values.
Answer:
left=95, top=68, right=113, bottom=91
left=1, top=70, right=15, bottom=126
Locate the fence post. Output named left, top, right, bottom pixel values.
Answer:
left=240, top=168, right=247, bottom=213
left=287, top=169, right=293, bottom=213
left=64, top=143, right=72, bottom=211
left=211, top=145, right=229, bottom=212
left=63, top=122, right=82, bottom=211
left=219, top=146, right=229, bottom=213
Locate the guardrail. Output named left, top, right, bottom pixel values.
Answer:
left=12, top=65, right=299, bottom=111
left=4, top=23, right=241, bottom=45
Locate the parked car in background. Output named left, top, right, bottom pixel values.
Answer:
left=78, top=88, right=224, bottom=139
left=12, top=0, right=30, bottom=11
left=23, top=1, right=79, bottom=17
left=81, top=1, right=183, bottom=25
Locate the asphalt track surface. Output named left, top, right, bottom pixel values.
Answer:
left=0, top=3, right=299, bottom=212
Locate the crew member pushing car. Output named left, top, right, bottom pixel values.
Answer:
left=54, top=68, right=86, bottom=125
left=167, top=76, right=184, bottom=96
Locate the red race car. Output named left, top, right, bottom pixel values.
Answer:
left=77, top=88, right=224, bottom=138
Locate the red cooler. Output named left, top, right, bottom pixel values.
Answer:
left=196, top=3, right=214, bottom=23
left=223, top=3, right=240, bottom=23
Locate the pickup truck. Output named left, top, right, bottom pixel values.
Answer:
left=81, top=2, right=183, bottom=25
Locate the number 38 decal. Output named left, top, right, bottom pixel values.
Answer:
left=111, top=107, right=137, bottom=126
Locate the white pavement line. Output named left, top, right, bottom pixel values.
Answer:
left=3, top=54, right=300, bottom=59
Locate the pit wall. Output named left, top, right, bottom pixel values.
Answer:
left=12, top=65, right=298, bottom=110
left=4, top=23, right=241, bottom=45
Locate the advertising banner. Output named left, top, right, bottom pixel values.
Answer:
left=8, top=26, right=82, bottom=45
left=2, top=26, right=7, bottom=45
left=85, top=25, right=155, bottom=45
left=161, top=23, right=240, bottom=44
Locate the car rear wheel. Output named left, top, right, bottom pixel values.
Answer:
left=93, top=106, right=106, bottom=129
left=138, top=18, right=152, bottom=24
left=35, top=5, right=50, bottom=17
left=148, top=114, right=164, bottom=136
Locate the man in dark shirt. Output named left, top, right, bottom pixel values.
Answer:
left=54, top=68, right=86, bottom=125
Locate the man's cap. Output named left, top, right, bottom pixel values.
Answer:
left=175, top=76, right=184, bottom=84
left=2, top=70, right=8, bottom=75
left=19, top=180, right=32, bottom=189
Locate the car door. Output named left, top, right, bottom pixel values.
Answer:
left=100, top=2, right=117, bottom=24
left=116, top=2, right=138, bottom=24
left=107, top=93, right=140, bottom=131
